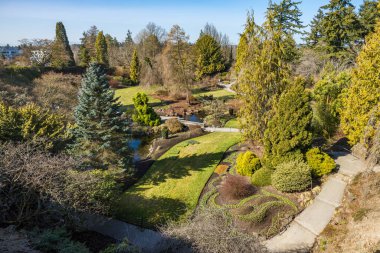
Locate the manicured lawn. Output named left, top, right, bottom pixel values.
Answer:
left=117, top=132, right=241, bottom=227
left=114, top=86, right=161, bottom=107
left=225, top=118, right=240, bottom=128
left=193, top=88, right=235, bottom=100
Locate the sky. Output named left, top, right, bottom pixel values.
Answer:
left=0, top=0, right=365, bottom=46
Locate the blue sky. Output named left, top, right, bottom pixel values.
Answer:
left=0, top=0, right=365, bottom=46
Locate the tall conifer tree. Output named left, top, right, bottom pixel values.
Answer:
left=72, top=63, right=130, bottom=170
left=51, top=22, right=75, bottom=68
left=129, top=49, right=140, bottom=84
left=95, top=31, right=109, bottom=67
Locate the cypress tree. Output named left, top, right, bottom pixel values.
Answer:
left=235, top=11, right=257, bottom=75
left=238, top=10, right=291, bottom=143
left=72, top=63, right=130, bottom=170
left=194, top=34, right=225, bottom=79
left=95, top=31, right=109, bottom=67
left=129, top=49, right=140, bottom=84
left=51, top=22, right=75, bottom=68
left=341, top=21, right=380, bottom=146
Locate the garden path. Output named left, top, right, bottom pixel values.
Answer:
left=265, top=152, right=366, bottom=253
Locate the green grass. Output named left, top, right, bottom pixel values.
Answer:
left=117, top=132, right=241, bottom=227
left=114, top=86, right=161, bottom=107
left=225, top=118, right=240, bottom=128
left=193, top=88, right=235, bottom=100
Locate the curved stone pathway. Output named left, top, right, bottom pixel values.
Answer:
left=265, top=152, right=366, bottom=253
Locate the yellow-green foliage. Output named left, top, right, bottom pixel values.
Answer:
left=0, top=102, right=66, bottom=149
left=306, top=148, right=336, bottom=177
left=264, top=81, right=313, bottom=156
left=236, top=151, right=261, bottom=176
left=251, top=167, right=273, bottom=187
left=129, top=49, right=140, bottom=84
left=340, top=21, right=380, bottom=145
left=272, top=160, right=311, bottom=192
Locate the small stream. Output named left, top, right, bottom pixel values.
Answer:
left=128, top=137, right=152, bottom=163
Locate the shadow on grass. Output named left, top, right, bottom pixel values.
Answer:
left=116, top=194, right=188, bottom=229
left=135, top=151, right=226, bottom=186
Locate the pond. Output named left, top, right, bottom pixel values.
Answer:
left=128, top=137, right=152, bottom=163
left=183, top=112, right=205, bottom=123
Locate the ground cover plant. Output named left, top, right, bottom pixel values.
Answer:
left=117, top=132, right=241, bottom=227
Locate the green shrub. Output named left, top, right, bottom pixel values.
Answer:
left=262, top=150, right=304, bottom=169
left=161, top=126, right=169, bottom=139
left=30, top=228, right=90, bottom=253
left=132, top=92, right=161, bottom=126
left=272, top=160, right=311, bottom=192
left=0, top=102, right=67, bottom=151
left=165, top=118, right=183, bottom=134
left=236, top=151, right=261, bottom=176
left=251, top=167, right=273, bottom=187
left=306, top=148, right=336, bottom=177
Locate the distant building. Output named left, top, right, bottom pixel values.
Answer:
left=0, top=45, right=22, bottom=59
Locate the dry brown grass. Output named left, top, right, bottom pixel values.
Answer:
left=314, top=172, right=380, bottom=253
left=32, top=72, right=80, bottom=120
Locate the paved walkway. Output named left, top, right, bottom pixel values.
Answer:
left=219, top=81, right=237, bottom=93
left=265, top=152, right=366, bottom=253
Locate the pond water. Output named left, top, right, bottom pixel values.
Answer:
left=183, top=112, right=204, bottom=123
left=128, top=138, right=152, bottom=163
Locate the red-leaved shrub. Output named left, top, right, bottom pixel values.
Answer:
left=220, top=175, right=256, bottom=200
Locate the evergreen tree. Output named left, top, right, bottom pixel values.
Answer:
left=341, top=21, right=380, bottom=146
left=95, top=31, right=109, bottom=67
left=194, top=34, right=225, bottom=79
left=50, top=22, right=75, bottom=68
left=359, top=0, right=380, bottom=38
left=72, top=63, right=130, bottom=170
left=267, top=0, right=304, bottom=35
left=125, top=30, right=134, bottom=46
left=264, top=80, right=313, bottom=157
left=320, top=0, right=362, bottom=59
left=238, top=10, right=291, bottom=143
left=78, top=44, right=90, bottom=67
left=313, top=67, right=351, bottom=138
left=304, top=9, right=324, bottom=46
left=78, top=26, right=99, bottom=66
left=132, top=93, right=161, bottom=127
left=129, top=49, right=140, bottom=84
left=235, top=11, right=258, bottom=75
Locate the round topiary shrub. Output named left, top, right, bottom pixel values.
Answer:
left=251, top=167, right=273, bottom=187
left=306, top=148, right=336, bottom=177
left=272, top=160, right=311, bottom=192
left=236, top=151, right=261, bottom=176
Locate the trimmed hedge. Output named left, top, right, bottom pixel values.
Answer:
left=236, top=151, right=261, bottom=176
left=251, top=167, right=273, bottom=187
left=306, top=148, right=336, bottom=177
left=272, top=160, right=311, bottom=192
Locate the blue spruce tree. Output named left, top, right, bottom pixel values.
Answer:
left=73, top=63, right=131, bottom=171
